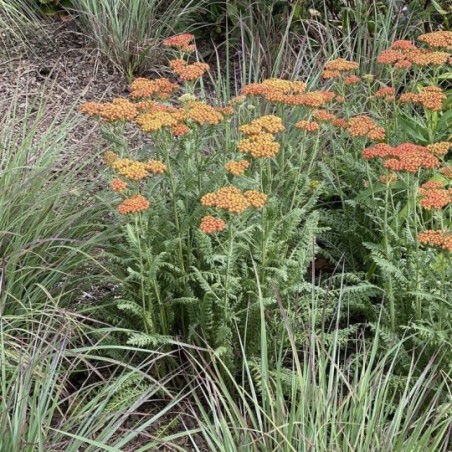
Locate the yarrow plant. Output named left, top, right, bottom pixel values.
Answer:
left=81, top=29, right=451, bottom=373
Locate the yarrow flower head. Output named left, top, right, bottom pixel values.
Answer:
left=418, top=31, right=452, bottom=50
left=129, top=78, right=178, bottom=100
left=185, top=101, right=224, bottom=125
left=199, top=216, right=227, bottom=234
left=244, top=190, right=268, bottom=208
left=295, top=120, right=320, bottom=132
left=439, top=165, right=452, bottom=178
left=201, top=186, right=250, bottom=214
left=170, top=59, right=209, bottom=81
left=117, top=194, right=149, bottom=215
left=374, top=86, right=396, bottom=101
left=399, top=86, right=446, bottom=111
left=237, top=133, right=280, bottom=159
left=346, top=116, right=386, bottom=140
left=362, top=142, right=440, bottom=173
left=112, top=159, right=149, bottom=180
left=103, top=150, right=118, bottom=166
left=322, top=58, right=359, bottom=79
left=163, top=33, right=196, bottom=52
left=418, top=230, right=452, bottom=252
left=314, top=110, right=337, bottom=122
left=111, top=178, right=128, bottom=192
left=224, top=160, right=250, bottom=176
left=145, top=159, right=167, bottom=174
left=80, top=98, right=137, bottom=122
left=344, top=75, right=361, bottom=85
left=239, top=115, right=285, bottom=135
left=418, top=181, right=452, bottom=210
left=427, top=142, right=451, bottom=157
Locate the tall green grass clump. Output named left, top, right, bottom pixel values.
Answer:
left=0, top=91, right=112, bottom=315
left=71, top=0, right=201, bottom=78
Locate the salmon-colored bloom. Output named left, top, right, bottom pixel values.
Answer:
left=418, top=31, right=452, bottom=49
left=112, top=159, right=149, bottom=180
left=201, top=186, right=251, bottom=214
left=185, top=101, right=224, bottom=125
left=347, top=116, right=385, bottom=140
left=170, top=59, right=209, bottom=81
left=224, top=160, right=250, bottom=176
left=295, top=120, right=320, bottom=132
left=239, top=115, right=285, bottom=135
left=117, top=194, right=150, bottom=215
left=172, top=123, right=191, bottom=136
left=199, top=216, right=226, bottom=234
left=129, top=78, right=178, bottom=100
left=419, top=181, right=452, bottom=210
left=111, top=178, right=128, bottom=192
left=237, top=133, right=280, bottom=158
left=314, top=110, right=336, bottom=122
left=362, top=143, right=440, bottom=173
left=418, top=230, right=452, bottom=252
left=344, top=75, right=361, bottom=85
left=322, top=58, right=359, bottom=78
left=163, top=33, right=196, bottom=52
left=374, top=86, right=396, bottom=100
left=145, top=160, right=167, bottom=175
left=399, top=86, right=446, bottom=111
left=427, top=142, right=451, bottom=156
left=439, top=166, right=452, bottom=178
left=244, top=190, right=268, bottom=208
left=80, top=98, right=137, bottom=122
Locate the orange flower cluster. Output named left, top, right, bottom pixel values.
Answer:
left=399, top=86, right=446, bottom=111
left=374, top=86, right=396, bottom=100
left=112, top=159, right=149, bottom=180
left=418, top=31, right=452, bottom=50
left=111, top=178, right=128, bottom=192
left=103, top=150, right=118, bottom=166
left=379, top=173, right=398, bottom=184
left=170, top=59, right=209, bottom=81
left=346, top=116, right=386, bottom=140
left=129, top=78, right=178, bottom=100
left=185, top=101, right=225, bottom=125
left=419, top=181, right=452, bottom=210
left=201, top=186, right=250, bottom=214
left=322, top=58, right=359, bottom=79
left=80, top=98, right=137, bottom=122
left=240, top=78, right=337, bottom=108
left=172, top=123, right=191, bottom=136
left=117, top=194, right=150, bottom=215
left=199, top=216, right=226, bottom=234
left=377, top=40, right=449, bottom=69
left=146, top=159, right=167, bottom=174
left=237, top=133, right=280, bottom=158
left=224, top=160, right=250, bottom=176
left=314, top=110, right=336, bottom=122
left=244, top=190, right=268, bottom=208
left=295, top=120, right=320, bottom=132
left=333, top=118, right=348, bottom=128
left=136, top=111, right=182, bottom=133
left=229, top=95, right=247, bottom=106
left=344, top=75, right=361, bottom=85
left=427, top=142, right=451, bottom=157
left=163, top=33, right=196, bottom=52
left=239, top=115, right=285, bottom=135
left=439, top=166, right=452, bottom=178
left=362, top=143, right=440, bottom=173
left=418, top=230, right=452, bottom=252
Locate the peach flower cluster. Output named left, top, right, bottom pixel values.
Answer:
left=362, top=143, right=440, bottom=173
left=239, top=115, right=285, bottom=135
left=418, top=181, right=452, bottom=210
left=237, top=133, right=280, bottom=159
left=129, top=78, right=178, bottom=100
left=418, top=31, right=452, bottom=50
left=399, top=86, right=446, bottom=111
left=111, top=178, right=128, bottom=193
left=170, top=59, right=210, bottom=81
left=374, top=86, right=396, bottom=100
left=80, top=98, right=137, bottom=122
left=418, top=230, right=452, bottom=252
left=201, top=186, right=267, bottom=214
left=199, top=216, right=226, bottom=234
left=295, top=120, right=320, bottom=132
left=117, top=194, right=150, bottom=215
left=346, top=116, right=386, bottom=140
left=224, top=160, right=250, bottom=176
left=322, top=58, right=359, bottom=79
left=427, top=142, right=451, bottom=157
left=103, top=150, right=118, bottom=166
left=163, top=33, right=196, bottom=52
